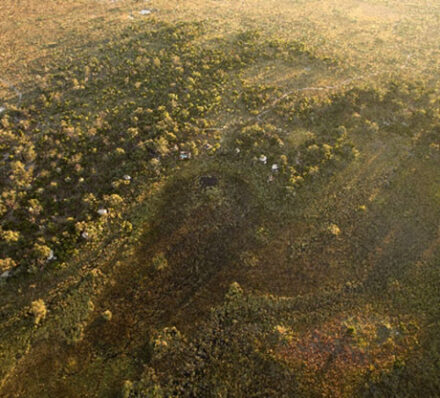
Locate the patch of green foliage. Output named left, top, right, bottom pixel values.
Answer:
left=1, top=16, right=440, bottom=398
left=0, top=20, right=333, bottom=274
left=130, top=283, right=417, bottom=397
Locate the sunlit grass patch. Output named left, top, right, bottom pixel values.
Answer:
left=278, top=310, right=418, bottom=397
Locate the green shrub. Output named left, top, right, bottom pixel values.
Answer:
left=31, top=299, right=47, bottom=325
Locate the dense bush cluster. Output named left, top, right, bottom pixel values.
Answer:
left=130, top=284, right=300, bottom=397
left=231, top=122, right=356, bottom=194
left=129, top=284, right=416, bottom=397
left=0, top=21, right=338, bottom=275
left=1, top=22, right=226, bottom=272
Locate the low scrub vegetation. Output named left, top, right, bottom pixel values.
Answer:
left=1, top=5, right=440, bottom=397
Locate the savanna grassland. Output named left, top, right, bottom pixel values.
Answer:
left=1, top=0, right=440, bottom=397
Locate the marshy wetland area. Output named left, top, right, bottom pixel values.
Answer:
left=1, top=0, right=440, bottom=397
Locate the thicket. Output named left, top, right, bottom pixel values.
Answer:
left=129, top=284, right=418, bottom=397
left=0, top=21, right=341, bottom=275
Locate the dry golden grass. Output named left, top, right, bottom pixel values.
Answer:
left=0, top=0, right=135, bottom=99
left=153, top=0, right=440, bottom=77
left=2, top=0, right=439, bottom=107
